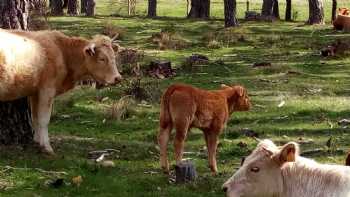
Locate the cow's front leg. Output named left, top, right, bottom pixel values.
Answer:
left=35, top=89, right=56, bottom=154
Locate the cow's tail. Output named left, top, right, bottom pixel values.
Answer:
left=159, top=85, right=177, bottom=129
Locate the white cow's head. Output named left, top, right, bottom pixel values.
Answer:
left=84, top=35, right=122, bottom=85
left=222, top=139, right=299, bottom=197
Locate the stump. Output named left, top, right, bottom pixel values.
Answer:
left=175, top=161, right=197, bottom=183
left=147, top=60, right=175, bottom=79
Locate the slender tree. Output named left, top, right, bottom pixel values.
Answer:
left=81, top=0, right=87, bottom=13
left=285, top=0, right=292, bottom=21
left=331, top=0, right=337, bottom=22
left=85, top=0, right=95, bottom=16
left=51, top=0, right=64, bottom=16
left=148, top=0, right=157, bottom=18
left=67, top=0, right=79, bottom=16
left=0, top=0, right=34, bottom=145
left=307, top=0, right=324, bottom=24
left=224, top=0, right=238, bottom=27
left=188, top=0, right=210, bottom=19
left=261, top=0, right=274, bottom=17
left=272, top=0, right=279, bottom=18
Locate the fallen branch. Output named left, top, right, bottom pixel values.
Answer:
left=0, top=165, right=68, bottom=175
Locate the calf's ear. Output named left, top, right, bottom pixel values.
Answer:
left=221, top=84, right=231, bottom=89
left=84, top=43, right=96, bottom=57
left=235, top=86, right=244, bottom=97
left=274, top=142, right=298, bottom=165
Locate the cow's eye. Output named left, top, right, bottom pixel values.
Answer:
left=98, top=58, right=106, bottom=62
left=250, top=167, right=260, bottom=173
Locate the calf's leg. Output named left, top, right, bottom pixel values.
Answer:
left=207, top=133, right=219, bottom=174
left=158, top=123, right=172, bottom=173
left=174, top=119, right=190, bottom=165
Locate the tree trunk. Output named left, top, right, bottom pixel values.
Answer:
left=272, top=0, right=279, bottom=18
left=307, top=0, right=324, bottom=25
left=67, top=0, right=79, bottom=16
left=147, top=0, right=157, bottom=18
left=81, top=0, right=87, bottom=13
left=285, top=0, right=292, bottom=21
left=85, top=0, right=95, bottom=16
left=187, top=0, right=210, bottom=19
left=0, top=0, right=34, bottom=145
left=50, top=0, right=64, bottom=16
left=261, top=0, right=274, bottom=16
left=224, top=0, right=238, bottom=27
left=331, top=0, right=337, bottom=22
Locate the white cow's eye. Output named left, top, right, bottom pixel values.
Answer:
left=250, top=167, right=260, bottom=173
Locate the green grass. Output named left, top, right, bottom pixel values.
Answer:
left=2, top=0, right=350, bottom=196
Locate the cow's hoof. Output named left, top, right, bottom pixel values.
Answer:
left=40, top=146, right=56, bottom=156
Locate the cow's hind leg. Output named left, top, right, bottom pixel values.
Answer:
left=158, top=123, right=172, bottom=173
left=174, top=119, right=190, bottom=165
left=30, top=95, right=40, bottom=143
left=36, top=89, right=56, bottom=154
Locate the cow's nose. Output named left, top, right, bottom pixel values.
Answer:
left=222, top=186, right=228, bottom=193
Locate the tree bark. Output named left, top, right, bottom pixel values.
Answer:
left=50, top=0, right=64, bottom=16
left=224, top=0, right=238, bottom=27
left=0, top=0, right=34, bottom=145
left=85, top=0, right=95, bottom=16
left=81, top=0, right=87, bottom=13
left=261, top=0, right=274, bottom=16
left=307, top=0, right=324, bottom=25
left=331, top=0, right=337, bottom=22
left=67, top=0, right=79, bottom=16
left=187, top=0, right=210, bottom=19
left=147, top=0, right=157, bottom=18
left=272, top=0, right=279, bottom=18
left=285, top=0, right=292, bottom=21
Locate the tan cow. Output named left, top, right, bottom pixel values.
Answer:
left=0, top=29, right=122, bottom=154
left=223, top=139, right=350, bottom=197
left=158, top=83, right=250, bottom=174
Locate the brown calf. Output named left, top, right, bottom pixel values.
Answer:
left=158, top=84, right=250, bottom=174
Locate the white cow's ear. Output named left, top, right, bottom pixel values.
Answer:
left=84, top=43, right=96, bottom=57
left=275, top=142, right=298, bottom=165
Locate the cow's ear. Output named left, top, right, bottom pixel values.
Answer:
left=84, top=43, right=96, bottom=57
left=274, top=142, right=298, bottom=165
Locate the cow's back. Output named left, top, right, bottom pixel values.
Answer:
left=0, top=29, right=47, bottom=100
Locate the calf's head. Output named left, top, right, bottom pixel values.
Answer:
left=84, top=35, right=122, bottom=85
left=221, top=84, right=251, bottom=112
left=222, top=140, right=299, bottom=197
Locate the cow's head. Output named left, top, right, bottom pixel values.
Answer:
left=222, top=140, right=299, bottom=197
left=338, top=8, right=350, bottom=16
left=84, top=35, right=122, bottom=85
left=221, top=84, right=251, bottom=112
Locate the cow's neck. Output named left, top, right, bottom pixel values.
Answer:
left=61, top=36, right=90, bottom=82
left=281, top=159, right=350, bottom=197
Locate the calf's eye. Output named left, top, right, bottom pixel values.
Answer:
left=250, top=167, right=260, bottom=173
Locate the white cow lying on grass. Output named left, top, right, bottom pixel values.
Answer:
left=0, top=29, right=122, bottom=154
left=223, top=139, right=350, bottom=197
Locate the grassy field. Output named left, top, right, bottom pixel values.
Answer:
left=2, top=0, right=350, bottom=196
